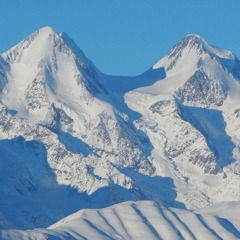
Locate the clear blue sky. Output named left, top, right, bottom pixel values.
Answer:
left=1, top=0, right=239, bottom=75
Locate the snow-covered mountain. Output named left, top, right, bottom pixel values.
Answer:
left=1, top=201, right=239, bottom=240
left=0, top=27, right=239, bottom=232
left=124, top=33, right=240, bottom=210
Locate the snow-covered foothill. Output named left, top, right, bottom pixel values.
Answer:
left=0, top=201, right=239, bottom=240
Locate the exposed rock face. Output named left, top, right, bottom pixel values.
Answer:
left=175, top=70, right=227, bottom=107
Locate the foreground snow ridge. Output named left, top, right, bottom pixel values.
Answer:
left=1, top=201, right=239, bottom=240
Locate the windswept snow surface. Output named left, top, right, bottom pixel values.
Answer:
left=0, top=27, right=239, bottom=231
left=0, top=201, right=239, bottom=240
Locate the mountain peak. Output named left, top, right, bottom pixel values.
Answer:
left=153, top=34, right=206, bottom=71
left=184, top=34, right=205, bottom=47
left=37, top=26, right=57, bottom=36
left=178, top=34, right=235, bottom=60
left=2, top=26, right=93, bottom=67
left=32, top=26, right=60, bottom=46
left=173, top=33, right=206, bottom=54
left=185, top=34, right=202, bottom=41
left=153, top=33, right=236, bottom=73
left=2, top=26, right=62, bottom=65
left=185, top=33, right=201, bottom=38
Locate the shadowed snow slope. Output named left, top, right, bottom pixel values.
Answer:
left=0, top=201, right=239, bottom=240
left=0, top=27, right=239, bottom=230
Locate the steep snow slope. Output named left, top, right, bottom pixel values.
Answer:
left=1, top=201, right=239, bottom=240
left=0, top=28, right=239, bottom=230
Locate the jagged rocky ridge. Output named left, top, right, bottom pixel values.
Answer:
left=0, top=27, right=239, bottom=229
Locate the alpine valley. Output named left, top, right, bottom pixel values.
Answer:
left=0, top=27, right=239, bottom=239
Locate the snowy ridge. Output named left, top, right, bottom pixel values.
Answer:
left=1, top=201, right=239, bottom=240
left=0, top=27, right=239, bottom=231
